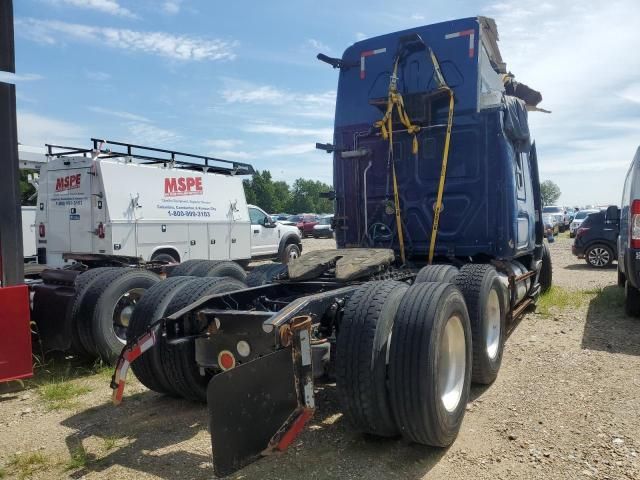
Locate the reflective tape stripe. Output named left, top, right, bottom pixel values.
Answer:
left=360, top=47, right=387, bottom=79
left=445, top=29, right=476, bottom=58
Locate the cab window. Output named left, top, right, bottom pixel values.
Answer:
left=249, top=207, right=267, bottom=225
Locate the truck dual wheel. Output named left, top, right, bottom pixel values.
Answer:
left=67, top=267, right=122, bottom=357
left=539, top=242, right=552, bottom=294
left=455, top=264, right=506, bottom=385
left=83, top=269, right=161, bottom=363
left=161, top=276, right=247, bottom=402
left=336, top=280, right=409, bottom=436
left=189, top=260, right=247, bottom=282
left=151, top=252, right=179, bottom=263
left=127, top=276, right=197, bottom=395
left=388, top=282, right=472, bottom=446
left=246, top=264, right=288, bottom=287
left=414, top=264, right=459, bottom=284
left=168, top=259, right=205, bottom=277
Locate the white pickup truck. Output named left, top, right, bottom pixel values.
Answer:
left=35, top=139, right=302, bottom=267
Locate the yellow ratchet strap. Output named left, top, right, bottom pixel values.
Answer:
left=428, top=87, right=455, bottom=264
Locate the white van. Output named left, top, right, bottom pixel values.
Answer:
left=35, top=139, right=301, bottom=267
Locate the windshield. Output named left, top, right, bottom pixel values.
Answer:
left=543, top=206, right=562, bottom=213
left=319, top=217, right=332, bottom=225
left=574, top=210, right=595, bottom=220
left=288, top=215, right=302, bottom=222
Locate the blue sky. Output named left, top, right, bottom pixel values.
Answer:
left=5, top=0, right=640, bottom=206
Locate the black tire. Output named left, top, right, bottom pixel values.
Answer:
left=336, top=280, right=409, bottom=437
left=280, top=243, right=301, bottom=264
left=161, top=277, right=247, bottom=402
left=76, top=268, right=134, bottom=356
left=388, top=282, right=472, bottom=446
left=455, top=264, right=506, bottom=385
left=128, top=276, right=196, bottom=395
left=190, top=260, right=247, bottom=282
left=246, top=264, right=287, bottom=287
left=415, top=264, right=459, bottom=284
left=151, top=252, right=179, bottom=263
left=168, top=259, right=205, bottom=277
left=625, top=281, right=640, bottom=317
left=86, top=269, right=161, bottom=363
left=618, top=267, right=626, bottom=288
left=539, top=242, right=552, bottom=294
left=67, top=267, right=121, bottom=357
left=585, top=244, right=613, bottom=268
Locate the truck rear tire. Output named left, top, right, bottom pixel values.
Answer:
left=415, top=264, right=459, bottom=284
left=455, top=264, right=506, bottom=385
left=388, top=282, right=472, bottom=446
left=246, top=264, right=287, bottom=287
left=336, top=280, right=408, bottom=437
left=128, top=276, right=196, bottom=395
left=168, top=259, right=205, bottom=277
left=625, top=281, right=640, bottom=317
left=89, top=269, right=161, bottom=363
left=67, top=267, right=121, bottom=357
left=190, top=260, right=247, bottom=282
left=539, top=242, right=552, bottom=294
left=161, top=277, right=247, bottom=402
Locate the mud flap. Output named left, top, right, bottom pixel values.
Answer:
left=208, top=348, right=297, bottom=476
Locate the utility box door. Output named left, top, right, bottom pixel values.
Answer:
left=188, top=223, right=209, bottom=259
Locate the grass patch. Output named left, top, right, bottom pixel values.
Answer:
left=0, top=466, right=6, bottom=478
left=38, top=378, right=91, bottom=410
left=102, top=435, right=123, bottom=451
left=537, top=286, right=589, bottom=315
left=65, top=445, right=88, bottom=471
left=585, top=285, right=624, bottom=311
left=7, top=452, right=51, bottom=479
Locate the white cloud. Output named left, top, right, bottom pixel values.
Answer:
left=162, top=1, right=181, bottom=14
left=355, top=32, right=367, bottom=41
left=306, top=38, right=330, bottom=52
left=49, top=0, right=136, bottom=18
left=205, top=139, right=244, bottom=149
left=411, top=14, right=425, bottom=21
left=17, top=18, right=237, bottom=61
left=84, top=70, right=111, bottom=81
left=0, top=72, right=43, bottom=83
left=263, top=143, right=317, bottom=157
left=126, top=122, right=181, bottom=145
left=244, top=123, right=333, bottom=138
left=482, top=0, right=640, bottom=204
left=212, top=150, right=253, bottom=160
left=18, top=111, right=86, bottom=146
left=88, top=106, right=151, bottom=123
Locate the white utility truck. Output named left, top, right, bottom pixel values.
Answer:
left=30, top=139, right=302, bottom=363
left=35, top=139, right=302, bottom=267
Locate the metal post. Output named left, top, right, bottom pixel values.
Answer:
left=0, top=0, right=24, bottom=285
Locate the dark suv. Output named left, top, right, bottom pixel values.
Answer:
left=572, top=208, right=619, bottom=268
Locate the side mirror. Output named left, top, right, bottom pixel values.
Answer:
left=605, top=205, right=620, bottom=223
left=263, top=217, right=276, bottom=228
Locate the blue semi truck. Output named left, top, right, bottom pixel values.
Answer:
left=113, top=16, right=552, bottom=476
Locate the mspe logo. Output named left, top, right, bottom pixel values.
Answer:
left=164, top=177, right=203, bottom=196
left=55, top=174, right=81, bottom=192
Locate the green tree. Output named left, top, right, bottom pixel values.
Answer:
left=20, top=170, right=37, bottom=206
left=540, top=180, right=561, bottom=206
left=287, top=178, right=334, bottom=214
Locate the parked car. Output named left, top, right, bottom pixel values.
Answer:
left=618, top=146, right=640, bottom=316
left=572, top=209, right=619, bottom=268
left=569, top=209, right=598, bottom=238
left=543, top=205, right=570, bottom=232
left=542, top=214, right=559, bottom=238
left=271, top=213, right=291, bottom=221
left=312, top=215, right=334, bottom=238
left=287, top=214, right=319, bottom=237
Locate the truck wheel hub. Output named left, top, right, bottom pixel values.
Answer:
left=438, top=314, right=466, bottom=413
left=113, top=288, right=144, bottom=342
left=485, top=289, right=501, bottom=360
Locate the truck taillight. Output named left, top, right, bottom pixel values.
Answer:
left=631, top=200, right=640, bottom=249
left=38, top=223, right=45, bottom=238
left=97, top=222, right=105, bottom=239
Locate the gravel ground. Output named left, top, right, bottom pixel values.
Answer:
left=1, top=234, right=639, bottom=479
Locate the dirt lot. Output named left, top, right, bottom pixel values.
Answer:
left=1, top=235, right=639, bottom=479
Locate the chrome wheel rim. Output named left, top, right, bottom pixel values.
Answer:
left=588, top=247, right=609, bottom=267
left=438, top=314, right=466, bottom=413
left=485, top=289, right=501, bottom=361
left=113, top=288, right=145, bottom=343
left=289, top=248, right=299, bottom=260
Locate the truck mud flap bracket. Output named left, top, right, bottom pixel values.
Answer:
left=208, top=316, right=315, bottom=476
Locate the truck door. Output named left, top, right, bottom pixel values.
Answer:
left=47, top=167, right=92, bottom=254
left=249, top=207, right=279, bottom=256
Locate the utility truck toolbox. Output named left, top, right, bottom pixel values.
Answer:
left=112, top=16, right=552, bottom=476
